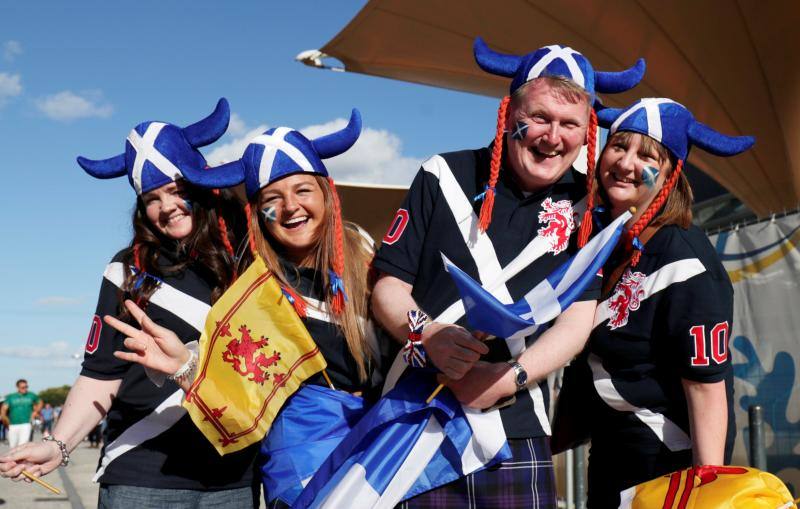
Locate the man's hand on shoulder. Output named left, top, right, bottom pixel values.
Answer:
left=421, top=322, right=489, bottom=379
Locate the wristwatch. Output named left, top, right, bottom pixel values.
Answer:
left=507, top=360, right=528, bottom=390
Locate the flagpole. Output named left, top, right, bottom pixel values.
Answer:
left=425, top=384, right=445, bottom=404
left=321, top=369, right=336, bottom=390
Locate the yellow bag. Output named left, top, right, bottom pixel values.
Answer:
left=618, top=465, right=797, bottom=509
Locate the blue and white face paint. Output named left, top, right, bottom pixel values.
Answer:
left=182, top=199, right=194, bottom=212
left=511, top=120, right=529, bottom=141
left=641, top=165, right=660, bottom=189
left=261, top=205, right=277, bottom=223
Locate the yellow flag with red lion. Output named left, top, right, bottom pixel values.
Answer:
left=618, top=465, right=797, bottom=509
left=184, top=256, right=326, bottom=455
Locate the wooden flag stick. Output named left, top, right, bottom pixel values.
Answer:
left=321, top=369, right=335, bottom=390
left=21, top=470, right=61, bottom=495
left=425, top=383, right=445, bottom=404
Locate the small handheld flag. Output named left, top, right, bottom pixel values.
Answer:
left=444, top=211, right=631, bottom=340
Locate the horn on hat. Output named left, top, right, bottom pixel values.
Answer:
left=182, top=158, right=247, bottom=190
left=594, top=59, right=646, bottom=94
left=311, top=109, right=362, bottom=159
left=473, top=37, right=522, bottom=78
left=687, top=121, right=755, bottom=157
left=76, top=154, right=127, bottom=179
left=595, top=106, right=624, bottom=129
left=182, top=98, right=230, bottom=148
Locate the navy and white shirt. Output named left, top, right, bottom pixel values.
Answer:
left=280, top=257, right=387, bottom=397
left=82, top=246, right=258, bottom=490
left=585, top=224, right=735, bottom=456
left=373, top=145, right=600, bottom=438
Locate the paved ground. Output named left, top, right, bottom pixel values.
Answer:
left=0, top=432, right=100, bottom=509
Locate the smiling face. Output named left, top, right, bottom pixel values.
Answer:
left=142, top=180, right=194, bottom=240
left=258, top=173, right=327, bottom=264
left=599, top=131, right=672, bottom=218
left=505, top=79, right=591, bottom=192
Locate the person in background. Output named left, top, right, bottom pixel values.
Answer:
left=0, top=380, right=42, bottom=448
left=40, top=403, right=54, bottom=438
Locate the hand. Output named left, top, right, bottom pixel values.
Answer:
left=421, top=322, right=489, bottom=380
left=0, top=441, right=62, bottom=481
left=104, top=300, right=190, bottom=376
left=438, top=361, right=516, bottom=409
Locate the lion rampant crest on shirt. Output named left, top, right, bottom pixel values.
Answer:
left=537, top=197, right=575, bottom=254
left=607, top=269, right=647, bottom=329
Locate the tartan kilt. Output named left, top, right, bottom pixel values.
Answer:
left=397, top=437, right=557, bottom=509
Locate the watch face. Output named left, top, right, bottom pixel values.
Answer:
left=516, top=369, right=528, bottom=387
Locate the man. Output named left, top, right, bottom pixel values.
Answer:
left=371, top=39, right=645, bottom=507
left=1, top=379, right=42, bottom=448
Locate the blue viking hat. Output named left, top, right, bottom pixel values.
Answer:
left=473, top=37, right=646, bottom=97
left=76, top=98, right=231, bottom=195
left=596, top=98, right=755, bottom=161
left=196, top=109, right=362, bottom=199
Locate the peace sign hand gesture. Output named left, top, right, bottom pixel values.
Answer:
left=104, top=300, right=191, bottom=377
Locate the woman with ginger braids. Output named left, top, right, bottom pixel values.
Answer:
left=100, top=109, right=386, bottom=507
left=567, top=98, right=755, bottom=508
left=0, top=99, right=262, bottom=509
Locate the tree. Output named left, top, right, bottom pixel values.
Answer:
left=37, top=385, right=71, bottom=406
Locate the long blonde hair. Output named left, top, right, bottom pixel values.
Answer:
left=243, top=175, right=374, bottom=381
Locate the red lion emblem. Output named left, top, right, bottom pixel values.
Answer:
left=221, top=324, right=281, bottom=384
left=607, top=269, right=646, bottom=329
left=537, top=198, right=575, bottom=254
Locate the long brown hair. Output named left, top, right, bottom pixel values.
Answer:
left=242, top=175, right=374, bottom=381
left=120, top=184, right=244, bottom=317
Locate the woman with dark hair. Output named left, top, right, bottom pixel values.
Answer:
left=0, top=99, right=261, bottom=509
left=102, top=110, right=386, bottom=507
left=568, top=98, right=754, bottom=508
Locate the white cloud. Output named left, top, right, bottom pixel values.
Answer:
left=0, top=72, right=22, bottom=106
left=35, top=296, right=84, bottom=307
left=227, top=112, right=247, bottom=136
left=205, top=117, right=421, bottom=186
left=36, top=90, right=113, bottom=121
left=0, top=341, right=72, bottom=359
left=206, top=124, right=268, bottom=166
left=3, top=40, right=22, bottom=61
left=301, top=119, right=421, bottom=186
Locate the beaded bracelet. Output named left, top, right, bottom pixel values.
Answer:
left=42, top=435, right=69, bottom=467
left=168, top=349, right=198, bottom=386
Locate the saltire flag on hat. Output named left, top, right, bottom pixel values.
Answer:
left=445, top=210, right=631, bottom=340
left=291, top=374, right=512, bottom=509
left=260, top=385, right=369, bottom=506
left=183, top=255, right=326, bottom=455
left=617, top=465, right=797, bottom=509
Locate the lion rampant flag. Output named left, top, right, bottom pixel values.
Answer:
left=184, top=256, right=326, bottom=455
left=618, top=465, right=797, bottom=509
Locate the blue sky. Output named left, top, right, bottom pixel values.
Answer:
left=0, top=1, right=499, bottom=393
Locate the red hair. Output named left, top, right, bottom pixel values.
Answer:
left=576, top=109, right=598, bottom=247
left=477, top=95, right=511, bottom=232
left=327, top=177, right=347, bottom=315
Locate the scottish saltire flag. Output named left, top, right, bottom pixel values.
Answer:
left=292, top=375, right=512, bottom=509
left=444, top=210, right=632, bottom=340
left=260, top=385, right=368, bottom=505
